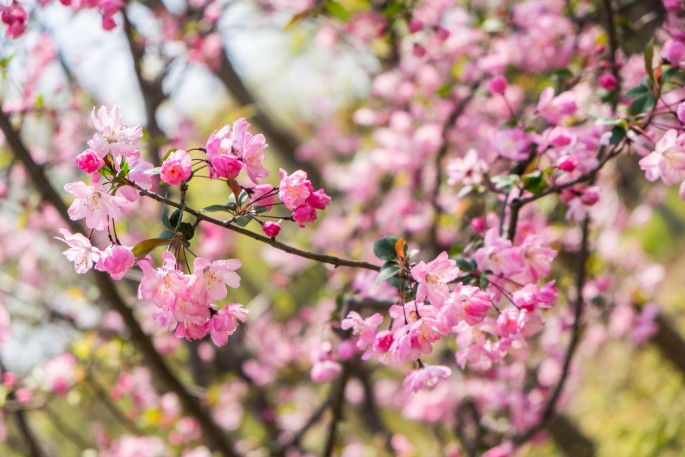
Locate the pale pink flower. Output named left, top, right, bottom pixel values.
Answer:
left=55, top=228, right=100, bottom=274
left=188, top=258, right=241, bottom=304
left=341, top=311, right=383, bottom=357
left=411, top=252, right=460, bottom=307
left=311, top=360, right=342, bottom=383
left=278, top=169, right=311, bottom=210
left=639, top=129, right=685, bottom=185
left=64, top=181, right=128, bottom=231
left=537, top=87, right=577, bottom=124
left=95, top=244, right=135, bottom=280
left=491, top=128, right=531, bottom=161
left=446, top=149, right=487, bottom=187
left=403, top=365, right=451, bottom=393
left=662, top=39, right=685, bottom=66
left=41, top=354, right=77, bottom=395
left=160, top=149, right=192, bottom=186
left=138, top=252, right=188, bottom=311
left=88, top=105, right=142, bottom=158
left=208, top=303, right=248, bottom=346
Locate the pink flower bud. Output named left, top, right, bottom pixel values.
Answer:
left=598, top=73, right=617, bottom=91
left=75, top=149, right=105, bottom=174
left=262, top=221, right=281, bottom=238
left=338, top=340, right=356, bottom=360
left=662, top=39, right=685, bottom=66
left=471, top=217, right=486, bottom=234
left=487, top=75, right=508, bottom=95
left=412, top=43, right=427, bottom=58
left=580, top=187, right=600, bottom=205
left=557, top=155, right=578, bottom=172
left=408, top=19, right=423, bottom=33
left=3, top=372, right=16, bottom=388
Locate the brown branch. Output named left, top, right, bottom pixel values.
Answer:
left=323, top=363, right=351, bottom=457
left=600, top=0, right=621, bottom=112
left=122, top=10, right=166, bottom=167
left=127, top=180, right=381, bottom=271
left=0, top=109, right=240, bottom=457
left=513, top=217, right=590, bottom=445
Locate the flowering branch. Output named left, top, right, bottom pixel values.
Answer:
left=127, top=180, right=381, bottom=271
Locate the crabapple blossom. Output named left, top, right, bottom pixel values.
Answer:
left=278, top=169, right=311, bottom=210
left=188, top=258, right=241, bottom=303
left=64, top=180, right=128, bottom=231
left=95, top=244, right=135, bottom=280
left=55, top=228, right=100, bottom=274
left=88, top=105, right=142, bottom=158
left=638, top=129, right=685, bottom=186
left=411, top=252, right=460, bottom=307
left=75, top=149, right=105, bottom=174
left=160, top=149, right=192, bottom=186
left=403, top=365, right=451, bottom=393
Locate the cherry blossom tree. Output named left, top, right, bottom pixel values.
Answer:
left=1, top=0, right=685, bottom=456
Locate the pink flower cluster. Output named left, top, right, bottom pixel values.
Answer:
left=1, top=2, right=27, bottom=39
left=278, top=169, right=331, bottom=227
left=138, top=253, right=246, bottom=346
left=205, top=118, right=269, bottom=183
left=343, top=229, right=557, bottom=391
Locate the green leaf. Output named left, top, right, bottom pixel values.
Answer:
left=456, top=185, right=473, bottom=199
left=376, top=265, right=401, bottom=283
left=235, top=215, right=252, bottom=227
left=132, top=238, right=171, bottom=260
left=161, top=205, right=173, bottom=231
left=162, top=148, right=177, bottom=163
left=179, top=222, right=195, bottom=240
left=629, top=92, right=656, bottom=115
left=253, top=205, right=268, bottom=215
left=456, top=258, right=473, bottom=272
left=625, top=84, right=649, bottom=98
left=645, top=38, right=655, bottom=86
left=478, top=272, right=490, bottom=289
left=373, top=236, right=400, bottom=261
left=239, top=190, right=250, bottom=206
left=436, top=83, right=452, bottom=99
left=609, top=125, right=627, bottom=145
left=143, top=167, right=162, bottom=176
left=523, top=171, right=547, bottom=194
left=201, top=204, right=232, bottom=213
left=284, top=7, right=315, bottom=30
left=169, top=209, right=182, bottom=230
left=491, top=174, right=520, bottom=192
left=660, top=65, right=679, bottom=85
left=326, top=1, right=351, bottom=21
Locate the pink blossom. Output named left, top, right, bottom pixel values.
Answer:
left=447, top=149, right=487, bottom=186
left=292, top=203, right=318, bottom=227
left=306, top=188, right=331, bottom=210
left=138, top=252, right=188, bottom=312
left=341, top=312, right=383, bottom=357
left=639, top=129, right=685, bottom=185
left=311, top=360, right=342, bottom=383
left=250, top=184, right=276, bottom=212
left=41, top=354, right=77, bottom=395
left=463, top=290, right=492, bottom=325
left=55, top=228, right=100, bottom=274
left=537, top=87, right=577, bottom=124
left=95, top=244, right=135, bottom=280
left=209, top=303, right=248, bottom=346
left=662, top=39, right=685, bottom=66
left=161, top=149, right=192, bottom=186
left=491, top=128, right=531, bottom=161
left=548, top=127, right=573, bottom=147
left=210, top=155, right=242, bottom=179
left=483, top=441, right=515, bottom=457
left=64, top=180, right=128, bottom=231
left=487, top=75, right=508, bottom=95
left=677, top=102, right=685, bottom=123
left=188, top=258, right=241, bottom=304
left=88, top=105, right=142, bottom=158
left=403, top=365, right=451, bottom=393
left=598, top=73, right=617, bottom=91
left=1, top=2, right=27, bottom=39
left=411, top=252, right=460, bottom=307
left=262, top=221, right=281, bottom=238
left=75, top=149, right=105, bottom=174
left=557, top=155, right=578, bottom=172
left=278, top=169, right=311, bottom=210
